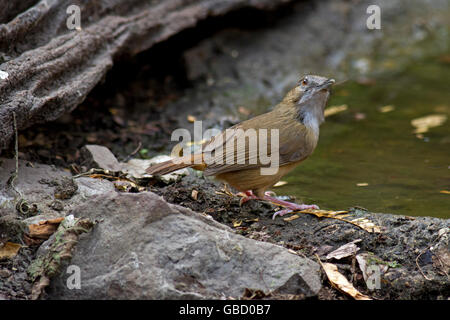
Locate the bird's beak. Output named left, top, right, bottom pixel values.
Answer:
left=317, top=78, right=335, bottom=90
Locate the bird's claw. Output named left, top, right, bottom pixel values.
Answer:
left=271, top=203, right=319, bottom=219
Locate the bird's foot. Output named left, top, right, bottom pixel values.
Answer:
left=239, top=191, right=258, bottom=206
left=264, top=191, right=277, bottom=197
left=263, top=195, right=319, bottom=219
left=221, top=183, right=236, bottom=197
left=271, top=204, right=319, bottom=220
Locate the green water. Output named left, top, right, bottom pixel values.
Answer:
left=277, top=57, right=450, bottom=218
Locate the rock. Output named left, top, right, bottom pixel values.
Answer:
left=81, top=145, right=122, bottom=171
left=48, top=192, right=321, bottom=299
left=0, top=158, right=115, bottom=218
left=123, top=156, right=189, bottom=183
left=0, top=269, right=12, bottom=278
left=0, top=0, right=291, bottom=151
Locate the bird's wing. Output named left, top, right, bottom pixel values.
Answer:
left=201, top=113, right=315, bottom=176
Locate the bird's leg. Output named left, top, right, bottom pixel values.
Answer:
left=221, top=183, right=236, bottom=197
left=263, top=195, right=319, bottom=220
left=239, top=190, right=258, bottom=206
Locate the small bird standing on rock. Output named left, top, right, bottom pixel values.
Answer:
left=147, top=75, right=335, bottom=218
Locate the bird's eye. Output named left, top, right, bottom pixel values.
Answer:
left=301, top=78, right=308, bottom=86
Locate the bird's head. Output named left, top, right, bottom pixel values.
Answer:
left=297, top=75, right=335, bottom=103
left=281, top=75, right=334, bottom=125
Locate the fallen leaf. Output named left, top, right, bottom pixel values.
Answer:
left=27, top=217, right=64, bottom=242
left=0, top=242, right=21, bottom=260
left=273, top=181, right=288, bottom=187
left=379, top=105, right=395, bottom=113
left=326, top=239, right=361, bottom=260
left=191, top=189, right=199, bottom=200
left=411, top=114, right=447, bottom=134
left=283, top=214, right=299, bottom=222
left=187, top=115, right=197, bottom=123
left=349, top=217, right=381, bottom=233
left=290, top=209, right=381, bottom=233
left=324, top=104, right=348, bottom=117
left=233, top=220, right=242, bottom=227
left=440, top=190, right=450, bottom=195
left=357, top=183, right=369, bottom=187
left=317, top=257, right=371, bottom=300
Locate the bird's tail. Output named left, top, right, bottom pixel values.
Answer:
left=146, top=154, right=204, bottom=176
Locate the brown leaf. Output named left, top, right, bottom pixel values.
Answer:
left=27, top=217, right=64, bottom=240
left=324, top=104, right=348, bottom=117
left=283, top=214, right=300, bottom=222
left=411, top=114, right=447, bottom=134
left=317, top=257, right=371, bottom=300
left=288, top=209, right=381, bottom=233
left=378, top=105, right=395, bottom=113
left=0, top=242, right=21, bottom=260
left=273, top=181, right=288, bottom=187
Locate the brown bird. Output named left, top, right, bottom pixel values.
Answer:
left=146, top=75, right=335, bottom=218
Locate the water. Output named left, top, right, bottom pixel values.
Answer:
left=277, top=56, right=450, bottom=218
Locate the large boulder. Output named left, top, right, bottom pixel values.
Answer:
left=48, top=191, right=321, bottom=299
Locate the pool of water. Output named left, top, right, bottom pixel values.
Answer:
left=276, top=56, right=450, bottom=218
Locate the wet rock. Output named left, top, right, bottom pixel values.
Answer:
left=48, top=192, right=322, bottom=299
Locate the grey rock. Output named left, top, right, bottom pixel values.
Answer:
left=123, top=156, right=189, bottom=182
left=0, top=158, right=115, bottom=218
left=48, top=192, right=321, bottom=299
left=81, top=145, right=122, bottom=172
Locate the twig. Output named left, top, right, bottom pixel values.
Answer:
left=8, top=112, right=23, bottom=198
left=122, top=141, right=142, bottom=162
left=415, top=247, right=433, bottom=281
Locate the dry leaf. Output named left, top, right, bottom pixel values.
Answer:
left=191, top=189, right=199, bottom=200
left=283, top=214, right=300, bottom=222
left=233, top=220, right=242, bottom=227
left=357, top=182, right=369, bottom=187
left=187, top=115, right=196, bottom=123
left=379, top=105, right=395, bottom=113
left=326, top=239, right=361, bottom=260
left=317, top=258, right=371, bottom=300
left=288, top=209, right=381, bottom=233
left=411, top=114, right=447, bottom=134
left=27, top=217, right=64, bottom=240
left=273, top=181, right=288, bottom=187
left=350, top=218, right=381, bottom=233
left=440, top=190, right=450, bottom=195
left=324, top=104, right=348, bottom=117
left=0, top=242, right=21, bottom=260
